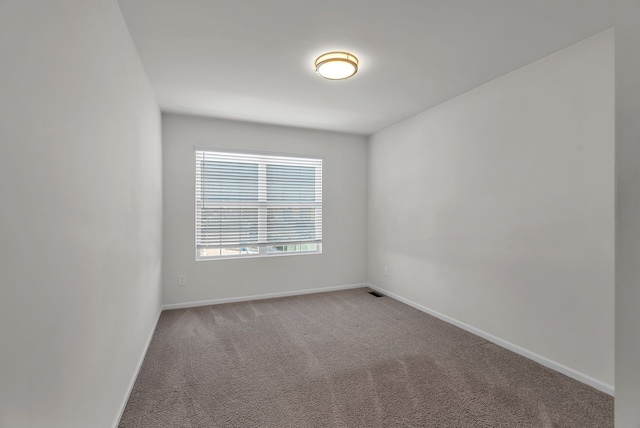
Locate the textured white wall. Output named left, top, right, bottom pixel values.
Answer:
left=368, top=30, right=614, bottom=387
left=162, top=114, right=367, bottom=305
left=615, top=1, right=640, bottom=425
left=0, top=2, right=162, bottom=427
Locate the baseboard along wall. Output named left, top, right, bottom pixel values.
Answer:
left=112, top=308, right=163, bottom=428
left=365, top=283, right=614, bottom=396
left=161, top=283, right=367, bottom=311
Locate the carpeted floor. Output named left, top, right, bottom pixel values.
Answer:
left=119, top=288, right=613, bottom=427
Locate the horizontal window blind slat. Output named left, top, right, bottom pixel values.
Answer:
left=197, top=240, right=321, bottom=251
left=198, top=153, right=321, bottom=164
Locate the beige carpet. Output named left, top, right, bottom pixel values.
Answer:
left=119, top=288, right=613, bottom=427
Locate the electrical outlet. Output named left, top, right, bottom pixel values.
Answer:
left=178, top=275, right=186, bottom=286
left=384, top=266, right=389, bottom=276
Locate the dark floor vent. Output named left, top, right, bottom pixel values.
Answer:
left=368, top=291, right=384, bottom=298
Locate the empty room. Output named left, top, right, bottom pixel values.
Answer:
left=2, top=1, right=640, bottom=427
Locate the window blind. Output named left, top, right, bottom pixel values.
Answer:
left=195, top=150, right=322, bottom=259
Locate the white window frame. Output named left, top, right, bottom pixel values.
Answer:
left=195, top=148, right=323, bottom=261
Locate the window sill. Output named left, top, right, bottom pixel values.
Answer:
left=196, top=250, right=322, bottom=262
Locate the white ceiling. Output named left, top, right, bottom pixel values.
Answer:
left=118, top=0, right=612, bottom=135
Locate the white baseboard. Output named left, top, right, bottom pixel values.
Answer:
left=112, top=307, right=163, bottom=428
left=161, top=283, right=367, bottom=311
left=365, top=283, right=614, bottom=396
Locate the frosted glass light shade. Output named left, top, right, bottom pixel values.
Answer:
left=315, top=52, right=359, bottom=80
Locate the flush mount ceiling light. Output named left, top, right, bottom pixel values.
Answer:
left=315, top=51, right=359, bottom=80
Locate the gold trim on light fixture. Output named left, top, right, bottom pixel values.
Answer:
left=315, top=51, right=359, bottom=80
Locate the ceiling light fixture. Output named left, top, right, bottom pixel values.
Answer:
left=315, top=51, right=359, bottom=80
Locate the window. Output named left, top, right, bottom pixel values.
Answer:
left=195, top=149, right=322, bottom=260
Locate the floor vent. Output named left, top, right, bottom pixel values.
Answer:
left=368, top=291, right=384, bottom=298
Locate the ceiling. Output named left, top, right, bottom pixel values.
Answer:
left=118, top=0, right=612, bottom=135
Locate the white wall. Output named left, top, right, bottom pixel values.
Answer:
left=368, top=30, right=614, bottom=388
left=162, top=114, right=367, bottom=305
left=615, top=1, right=640, bottom=425
left=0, top=2, right=162, bottom=428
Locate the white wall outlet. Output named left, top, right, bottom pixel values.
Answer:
left=178, top=274, right=186, bottom=286
left=384, top=266, right=389, bottom=276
